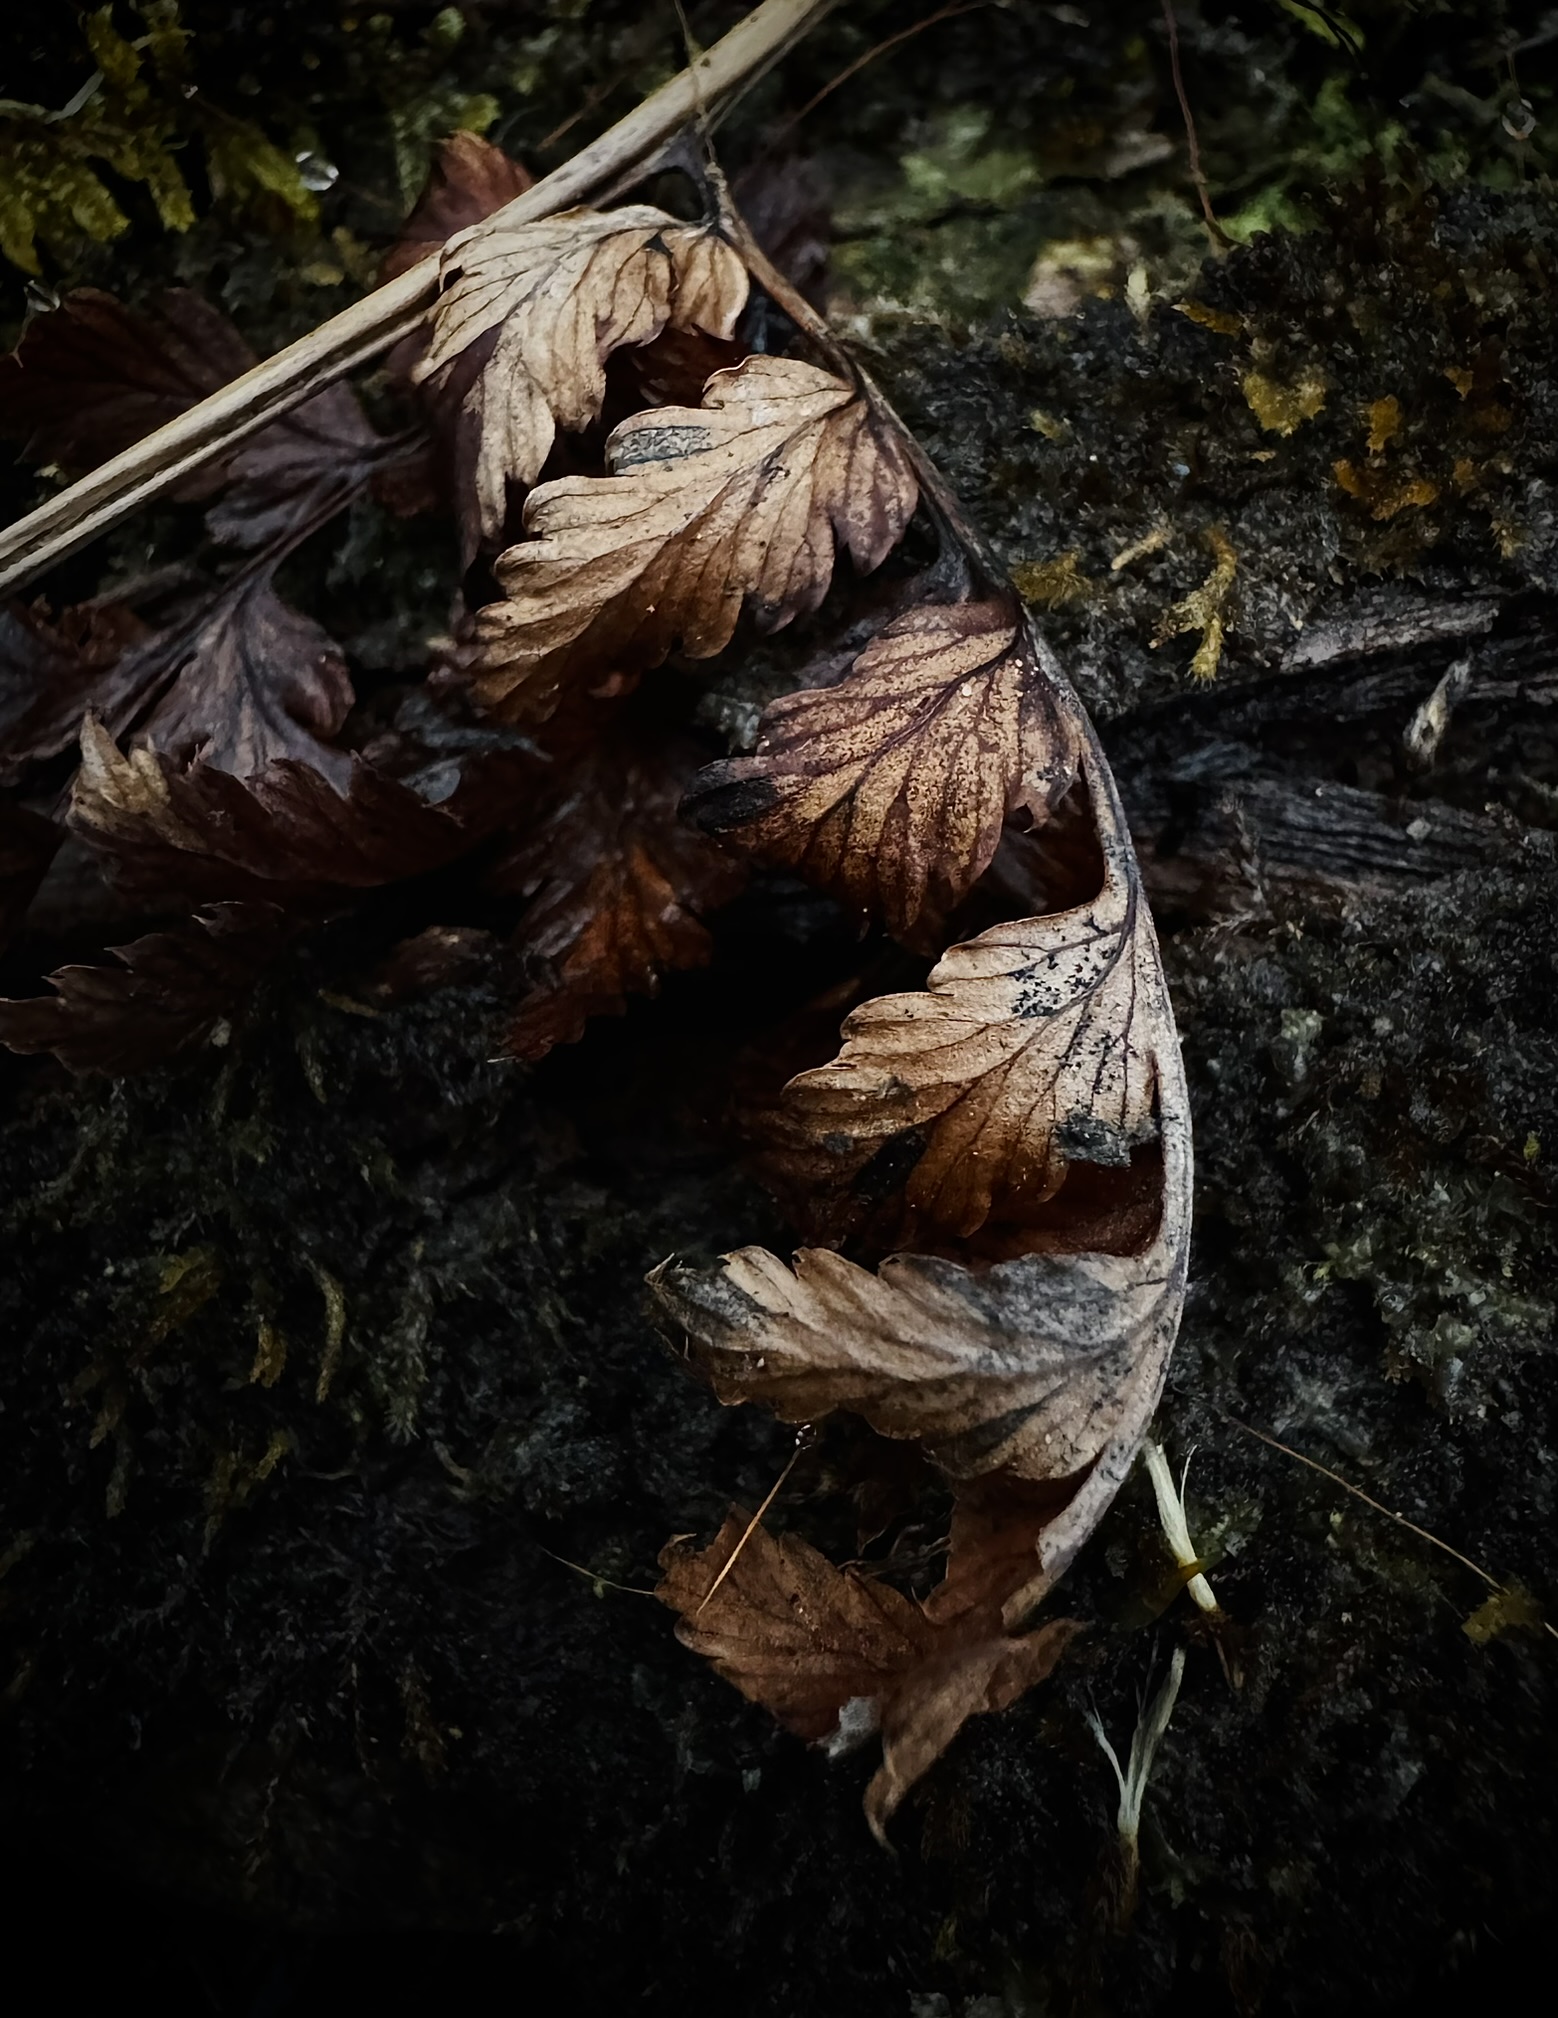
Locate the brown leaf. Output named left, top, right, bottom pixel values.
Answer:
left=0, top=599, right=153, bottom=782
left=760, top=759, right=1176, bottom=1250
left=658, top=1509, right=1081, bottom=1841
left=0, top=289, right=411, bottom=539
left=925, top=1470, right=1082, bottom=1631
left=492, top=725, right=748, bottom=1058
left=69, top=716, right=519, bottom=910
left=379, top=132, right=534, bottom=283
left=684, top=599, right=1082, bottom=938
left=414, top=205, right=748, bottom=541
left=650, top=1144, right=1188, bottom=1488
left=110, top=572, right=356, bottom=781
left=470, top=355, right=919, bottom=721
left=0, top=902, right=293, bottom=1075
left=863, top=1616, right=1080, bottom=1844
left=377, top=137, right=536, bottom=548
left=659, top=1509, right=936, bottom=1743
left=0, top=289, right=253, bottom=494
left=2, top=574, right=353, bottom=784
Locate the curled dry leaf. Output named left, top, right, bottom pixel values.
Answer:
left=684, top=598, right=1082, bottom=938
left=490, top=724, right=748, bottom=1059
left=762, top=761, right=1170, bottom=1248
left=470, top=354, right=918, bottom=721
left=658, top=1508, right=1082, bottom=1844
left=69, top=716, right=519, bottom=910
left=0, top=901, right=293, bottom=1075
left=653, top=1202, right=1186, bottom=1631
left=651, top=1085, right=1187, bottom=1481
left=414, top=204, right=749, bottom=540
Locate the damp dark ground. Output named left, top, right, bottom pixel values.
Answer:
left=3, top=5, right=1558, bottom=2015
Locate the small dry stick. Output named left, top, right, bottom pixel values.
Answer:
left=0, top=0, right=837, bottom=596
left=539, top=1548, right=658, bottom=1598
left=697, top=1428, right=814, bottom=1614
left=535, top=59, right=644, bottom=155
left=1160, top=0, right=1232, bottom=250
left=1227, top=1414, right=1558, bottom=1643
left=771, top=0, right=991, bottom=141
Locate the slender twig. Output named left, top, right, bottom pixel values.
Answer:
left=539, top=1547, right=658, bottom=1597
left=1226, top=1414, right=1558, bottom=1641
left=0, top=0, right=838, bottom=597
left=674, top=0, right=717, bottom=155
left=770, top=0, right=991, bottom=141
left=697, top=1431, right=812, bottom=1614
left=1160, top=0, right=1231, bottom=250
left=535, top=60, right=642, bottom=155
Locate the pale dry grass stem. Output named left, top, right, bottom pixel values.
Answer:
left=1087, top=1646, right=1188, bottom=1921
left=1143, top=1440, right=1220, bottom=1616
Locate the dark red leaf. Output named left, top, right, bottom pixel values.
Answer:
left=0, top=283, right=424, bottom=563
left=0, top=901, right=293, bottom=1074
left=206, top=382, right=408, bottom=552
left=70, top=715, right=527, bottom=909
left=0, top=599, right=154, bottom=782
left=0, top=283, right=436, bottom=786
left=121, top=573, right=355, bottom=780
left=1, top=574, right=354, bottom=783
left=378, top=132, right=534, bottom=284
left=0, top=289, right=254, bottom=495
left=732, top=155, right=832, bottom=311
left=491, top=725, right=748, bottom=1058
left=622, top=325, right=747, bottom=409
left=372, top=924, right=506, bottom=1003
